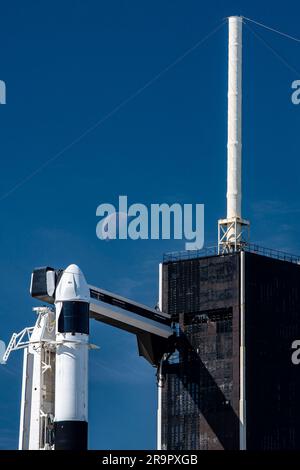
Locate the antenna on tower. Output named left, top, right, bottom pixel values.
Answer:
left=218, top=16, right=250, bottom=253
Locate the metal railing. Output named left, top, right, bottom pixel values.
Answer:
left=164, top=243, right=300, bottom=264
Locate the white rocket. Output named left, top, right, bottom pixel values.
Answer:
left=54, top=264, right=90, bottom=449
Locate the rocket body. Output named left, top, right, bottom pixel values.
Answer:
left=54, top=264, right=90, bottom=450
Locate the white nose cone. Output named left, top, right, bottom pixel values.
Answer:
left=55, top=264, right=90, bottom=302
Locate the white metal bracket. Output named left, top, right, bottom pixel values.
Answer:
left=1, top=327, right=34, bottom=364
left=218, top=217, right=250, bottom=254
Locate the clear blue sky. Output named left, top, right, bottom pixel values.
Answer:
left=0, top=0, right=299, bottom=449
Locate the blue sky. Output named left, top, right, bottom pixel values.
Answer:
left=0, top=0, right=300, bottom=449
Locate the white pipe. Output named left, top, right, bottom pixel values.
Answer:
left=239, top=250, right=246, bottom=449
left=157, top=263, right=163, bottom=450
left=227, top=16, right=242, bottom=222
left=18, top=348, right=28, bottom=450
left=157, top=366, right=163, bottom=450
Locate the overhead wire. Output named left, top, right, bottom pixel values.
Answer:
left=2, top=16, right=299, bottom=203
left=243, top=20, right=300, bottom=77
left=242, top=16, right=300, bottom=43
left=0, top=20, right=226, bottom=202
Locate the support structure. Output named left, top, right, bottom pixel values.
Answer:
left=0, top=307, right=56, bottom=450
left=218, top=16, right=250, bottom=253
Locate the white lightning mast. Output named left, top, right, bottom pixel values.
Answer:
left=218, top=16, right=250, bottom=253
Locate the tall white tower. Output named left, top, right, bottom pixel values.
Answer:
left=218, top=16, right=250, bottom=253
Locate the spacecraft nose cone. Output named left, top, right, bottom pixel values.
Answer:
left=64, top=264, right=82, bottom=276
left=55, top=264, right=90, bottom=303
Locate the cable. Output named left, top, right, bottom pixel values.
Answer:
left=243, top=16, right=300, bottom=43
left=0, top=20, right=225, bottom=203
left=244, top=22, right=300, bottom=77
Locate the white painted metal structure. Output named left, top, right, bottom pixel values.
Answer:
left=239, top=250, right=247, bottom=450
left=89, top=285, right=171, bottom=339
left=1, top=307, right=56, bottom=450
left=157, top=263, right=163, bottom=451
left=20, top=309, right=56, bottom=450
left=218, top=16, right=250, bottom=253
left=227, top=16, right=243, bottom=222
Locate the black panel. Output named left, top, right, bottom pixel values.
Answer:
left=161, top=250, right=300, bottom=450
left=161, top=254, right=240, bottom=450
left=30, top=267, right=56, bottom=304
left=54, top=421, right=88, bottom=450
left=245, top=252, right=300, bottom=450
left=58, top=301, right=89, bottom=334
left=136, top=332, right=175, bottom=366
